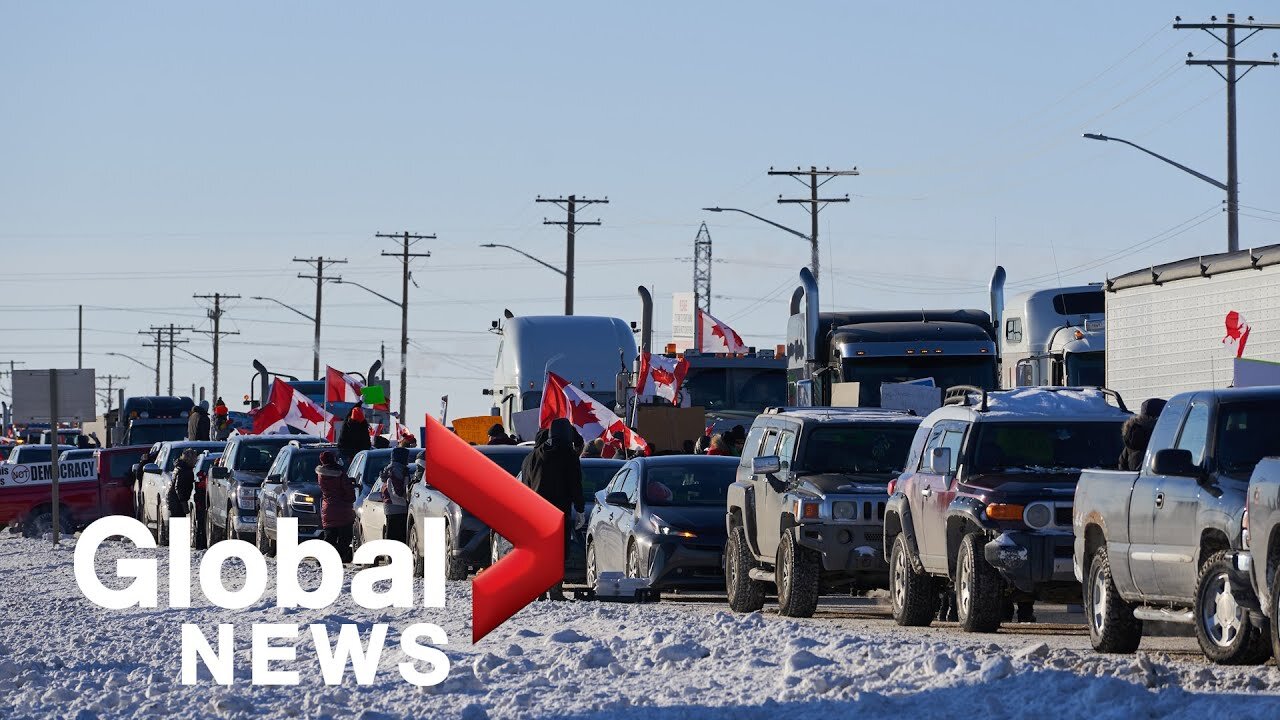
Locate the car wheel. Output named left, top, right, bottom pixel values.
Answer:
left=890, top=534, right=935, bottom=627
left=22, top=506, right=69, bottom=539
left=955, top=532, right=1002, bottom=633
left=625, top=540, right=644, bottom=579
left=408, top=520, right=424, bottom=577
left=256, top=515, right=275, bottom=558
left=1194, top=550, right=1271, bottom=665
left=1085, top=546, right=1142, bottom=653
left=444, top=521, right=468, bottom=581
left=189, top=504, right=204, bottom=550
left=1270, top=564, right=1280, bottom=662
left=725, top=524, right=766, bottom=613
left=205, top=507, right=218, bottom=548
left=585, top=540, right=600, bottom=589
left=352, top=523, right=364, bottom=559
left=157, top=497, right=169, bottom=547
left=776, top=531, right=820, bottom=618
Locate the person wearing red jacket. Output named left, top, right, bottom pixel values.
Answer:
left=316, top=451, right=355, bottom=562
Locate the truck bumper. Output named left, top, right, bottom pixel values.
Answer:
left=232, top=513, right=257, bottom=534
left=1227, top=551, right=1262, bottom=613
left=984, top=532, right=1076, bottom=594
left=797, top=524, right=888, bottom=586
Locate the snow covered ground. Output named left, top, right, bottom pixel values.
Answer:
left=1, top=531, right=1278, bottom=720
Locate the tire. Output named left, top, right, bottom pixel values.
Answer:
left=225, top=506, right=235, bottom=543
left=256, top=516, right=275, bottom=558
left=189, top=503, right=205, bottom=550
left=955, top=533, right=1003, bottom=633
left=1085, top=546, right=1143, bottom=653
left=408, top=520, right=424, bottom=577
left=157, top=497, right=169, bottom=547
left=890, top=534, right=935, bottom=627
left=22, top=506, right=70, bottom=539
left=776, top=531, right=820, bottom=618
left=352, top=523, right=364, bottom=558
left=1194, top=550, right=1272, bottom=665
left=625, top=540, right=644, bottom=579
left=725, top=525, right=766, bottom=613
left=585, top=539, right=600, bottom=589
left=444, top=522, right=468, bottom=581
left=205, top=507, right=218, bottom=548
left=1270, top=565, right=1280, bottom=662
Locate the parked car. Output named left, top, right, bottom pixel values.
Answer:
left=352, top=447, right=423, bottom=552
left=186, top=451, right=222, bottom=550
left=888, top=386, right=1128, bottom=633
left=1241, top=455, right=1280, bottom=661
left=406, top=444, right=532, bottom=580
left=1074, top=387, right=1280, bottom=664
left=586, top=455, right=738, bottom=593
left=95, top=444, right=151, bottom=520
left=205, top=434, right=323, bottom=544
left=137, top=440, right=224, bottom=545
left=0, top=444, right=138, bottom=535
left=491, top=457, right=626, bottom=584
left=255, top=441, right=336, bottom=555
left=39, top=429, right=83, bottom=446
left=725, top=406, right=921, bottom=617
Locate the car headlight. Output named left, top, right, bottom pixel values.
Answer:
left=1023, top=502, right=1052, bottom=530
left=794, top=499, right=822, bottom=521
left=236, top=486, right=258, bottom=510
left=832, top=501, right=856, bottom=521
left=289, top=492, right=317, bottom=512
left=648, top=515, right=696, bottom=539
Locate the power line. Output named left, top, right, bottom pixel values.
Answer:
left=294, top=256, right=348, bottom=379
left=768, top=166, right=858, bottom=282
left=537, top=194, right=609, bottom=315
left=374, top=231, right=434, bottom=418
left=140, top=324, right=194, bottom=396
left=193, top=292, right=241, bottom=405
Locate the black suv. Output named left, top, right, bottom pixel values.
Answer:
left=725, top=407, right=921, bottom=617
left=255, top=442, right=335, bottom=554
left=206, top=434, right=322, bottom=544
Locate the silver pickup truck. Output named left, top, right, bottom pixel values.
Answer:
left=1240, top=455, right=1280, bottom=661
left=1073, top=387, right=1280, bottom=665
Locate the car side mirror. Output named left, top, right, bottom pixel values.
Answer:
left=753, top=455, right=782, bottom=476
left=211, top=466, right=229, bottom=479
left=265, top=474, right=283, bottom=485
left=143, top=463, right=161, bottom=474
left=605, top=491, right=631, bottom=507
left=928, top=447, right=952, bottom=475
left=1152, top=448, right=1198, bottom=478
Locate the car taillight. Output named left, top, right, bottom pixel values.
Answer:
left=1243, top=508, right=1251, bottom=547
left=886, top=479, right=897, bottom=495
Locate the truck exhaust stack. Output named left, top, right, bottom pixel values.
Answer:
left=797, top=267, right=820, bottom=363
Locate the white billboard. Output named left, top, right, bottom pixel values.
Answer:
left=671, top=292, right=696, bottom=352
left=12, top=369, right=97, bottom=424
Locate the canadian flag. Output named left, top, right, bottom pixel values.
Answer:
left=389, top=414, right=414, bottom=443
left=1224, top=311, right=1252, bottom=358
left=699, top=309, right=748, bottom=354
left=540, top=371, right=649, bottom=455
left=326, top=366, right=363, bottom=404
left=252, top=379, right=336, bottom=439
left=636, top=351, right=690, bottom=404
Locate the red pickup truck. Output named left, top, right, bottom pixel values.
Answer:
left=0, top=444, right=145, bottom=536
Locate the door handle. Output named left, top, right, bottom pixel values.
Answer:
left=1155, top=492, right=1165, bottom=509
left=921, top=486, right=933, bottom=498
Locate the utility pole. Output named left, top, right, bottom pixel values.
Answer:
left=1175, top=14, right=1279, bottom=252
left=141, top=325, right=193, bottom=395
left=194, top=292, right=241, bottom=405
left=375, top=231, right=434, bottom=419
left=97, top=374, right=128, bottom=414
left=693, top=222, right=713, bottom=314
left=768, top=166, right=859, bottom=282
left=536, top=194, right=608, bottom=315
left=77, top=305, right=83, bottom=369
left=139, top=327, right=163, bottom=394
left=294, top=256, right=347, bottom=379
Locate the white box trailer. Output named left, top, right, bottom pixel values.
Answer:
left=1105, top=244, right=1280, bottom=405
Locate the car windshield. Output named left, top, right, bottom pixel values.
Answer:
left=127, top=423, right=187, bottom=446
left=643, top=462, right=736, bottom=507
left=287, top=451, right=326, bottom=482
left=582, top=464, right=623, bottom=496
left=839, top=357, right=996, bottom=406
left=971, top=422, right=1124, bottom=475
left=799, top=425, right=917, bottom=475
left=362, top=450, right=424, bottom=486
left=1217, top=402, right=1280, bottom=479
left=234, top=440, right=295, bottom=472
left=164, top=444, right=224, bottom=471
left=1066, top=352, right=1105, bottom=387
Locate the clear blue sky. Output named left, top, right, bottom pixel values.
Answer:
left=3, top=2, right=1279, bottom=420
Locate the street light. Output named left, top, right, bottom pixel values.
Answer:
left=107, top=352, right=159, bottom=394
left=479, top=244, right=570, bottom=313
left=250, top=296, right=319, bottom=378
left=702, top=207, right=816, bottom=275
left=1083, top=133, right=1232, bottom=249
left=175, top=346, right=214, bottom=367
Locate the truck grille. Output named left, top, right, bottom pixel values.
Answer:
left=1054, top=506, right=1073, bottom=527
left=831, top=499, right=887, bottom=523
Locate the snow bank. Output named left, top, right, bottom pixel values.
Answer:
left=0, top=532, right=1274, bottom=720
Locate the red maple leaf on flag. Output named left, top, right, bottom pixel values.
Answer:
left=711, top=322, right=741, bottom=347
left=295, top=398, right=327, bottom=425
left=569, top=398, right=599, bottom=428
left=652, top=366, right=676, bottom=386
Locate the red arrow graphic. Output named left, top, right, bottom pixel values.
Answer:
left=422, top=415, right=564, bottom=642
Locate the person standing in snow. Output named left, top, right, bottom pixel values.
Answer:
left=168, top=448, right=198, bottom=519
left=1118, top=398, right=1166, bottom=471
left=379, top=446, right=411, bottom=541
left=211, top=399, right=233, bottom=440
left=316, top=451, right=355, bottom=562
left=520, top=418, right=584, bottom=600
left=187, top=401, right=210, bottom=441
left=337, top=406, right=371, bottom=467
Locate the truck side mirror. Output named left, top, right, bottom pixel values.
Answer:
left=752, top=455, right=782, bottom=476
left=211, top=466, right=229, bottom=479
left=1152, top=448, right=1197, bottom=478
left=928, top=447, right=952, bottom=475
left=143, top=463, right=161, bottom=474
left=264, top=474, right=283, bottom=485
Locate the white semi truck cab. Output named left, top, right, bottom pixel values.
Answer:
left=1000, top=285, right=1105, bottom=388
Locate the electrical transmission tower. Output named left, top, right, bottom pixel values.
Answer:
left=1174, top=14, right=1279, bottom=252
left=693, top=222, right=713, bottom=314
left=536, top=194, right=608, bottom=315
left=769, top=165, right=859, bottom=282
left=193, top=292, right=241, bottom=405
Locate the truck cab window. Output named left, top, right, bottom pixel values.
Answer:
left=1005, top=317, right=1023, bottom=343
left=776, top=431, right=797, bottom=468
left=740, top=426, right=767, bottom=463
left=1174, top=402, right=1211, bottom=468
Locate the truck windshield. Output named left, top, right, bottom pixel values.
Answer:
left=234, top=440, right=295, bottom=472
left=521, top=390, right=615, bottom=411
left=1217, top=402, right=1280, bottom=479
left=799, top=425, right=917, bottom=475
left=839, top=356, right=996, bottom=406
left=681, top=368, right=787, bottom=413
left=971, top=422, right=1124, bottom=475
left=1066, top=351, right=1105, bottom=387
left=127, top=423, right=187, bottom=446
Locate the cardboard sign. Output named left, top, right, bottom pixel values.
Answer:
left=452, top=415, right=502, bottom=445
left=880, top=382, right=942, bottom=415
left=0, top=459, right=97, bottom=488
left=634, top=405, right=706, bottom=453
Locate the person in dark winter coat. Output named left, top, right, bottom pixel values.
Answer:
left=316, top=451, right=355, bottom=562
left=337, top=407, right=372, bottom=466
left=486, top=423, right=516, bottom=445
left=379, top=447, right=411, bottom=540
left=168, top=448, right=198, bottom=519
left=187, top=402, right=210, bottom=441
left=211, top=399, right=233, bottom=441
left=1119, top=398, right=1167, bottom=471
left=520, top=419, right=584, bottom=600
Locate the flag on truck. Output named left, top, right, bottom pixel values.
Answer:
left=539, top=371, right=649, bottom=455
left=253, top=379, right=336, bottom=439
left=698, top=309, right=748, bottom=354
left=325, top=366, right=390, bottom=411
left=636, top=351, right=690, bottom=404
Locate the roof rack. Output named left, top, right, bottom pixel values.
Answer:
left=943, top=385, right=988, bottom=411
left=1032, top=386, right=1129, bottom=413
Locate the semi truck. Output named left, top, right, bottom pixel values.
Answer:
left=110, top=395, right=194, bottom=447
left=1000, top=284, right=1106, bottom=388
left=247, top=359, right=387, bottom=426
left=787, top=267, right=1002, bottom=408
left=1104, top=243, right=1280, bottom=406
left=488, top=314, right=639, bottom=436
